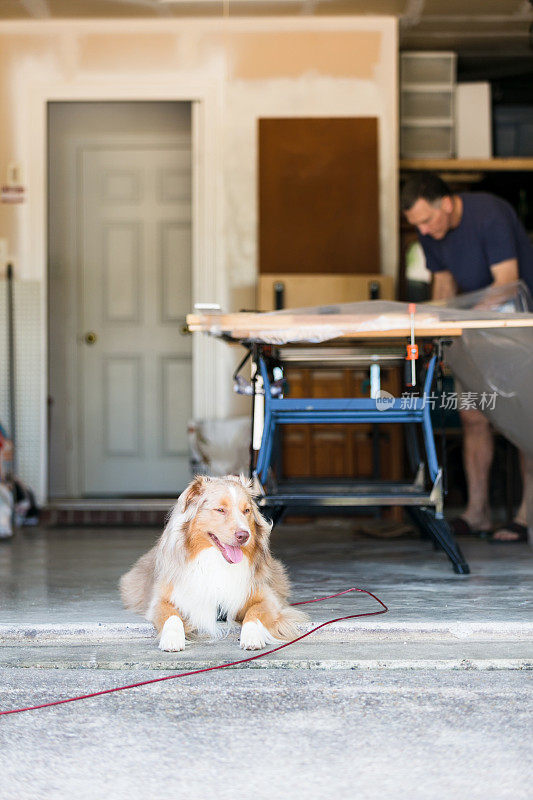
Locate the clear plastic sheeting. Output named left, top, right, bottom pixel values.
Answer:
left=435, top=280, right=531, bottom=313
left=257, top=280, right=533, bottom=338
left=190, top=282, right=533, bottom=345
left=443, top=282, right=533, bottom=459
left=253, top=300, right=439, bottom=343
left=447, top=327, right=533, bottom=455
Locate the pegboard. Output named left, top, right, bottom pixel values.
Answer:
left=0, top=280, right=43, bottom=500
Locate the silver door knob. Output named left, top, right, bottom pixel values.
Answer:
left=84, top=331, right=97, bottom=345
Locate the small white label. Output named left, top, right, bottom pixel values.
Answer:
left=194, top=303, right=221, bottom=311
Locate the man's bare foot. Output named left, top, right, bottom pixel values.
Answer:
left=461, top=512, right=492, bottom=534
left=490, top=521, right=528, bottom=543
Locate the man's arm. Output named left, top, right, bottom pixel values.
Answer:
left=432, top=270, right=457, bottom=301
left=472, top=259, right=520, bottom=310
left=490, top=258, right=519, bottom=286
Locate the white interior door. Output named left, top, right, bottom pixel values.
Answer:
left=79, top=143, right=192, bottom=495
left=48, top=103, right=194, bottom=498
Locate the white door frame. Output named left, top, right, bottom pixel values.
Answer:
left=27, top=77, right=225, bottom=500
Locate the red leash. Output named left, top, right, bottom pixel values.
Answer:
left=0, top=588, right=387, bottom=717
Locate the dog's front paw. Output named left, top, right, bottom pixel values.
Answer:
left=240, top=620, right=271, bottom=650
left=159, top=615, right=186, bottom=652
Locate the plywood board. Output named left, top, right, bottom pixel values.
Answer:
left=259, top=118, right=379, bottom=274
left=186, top=311, right=533, bottom=342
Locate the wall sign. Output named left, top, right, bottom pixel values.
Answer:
left=1, top=186, right=25, bottom=203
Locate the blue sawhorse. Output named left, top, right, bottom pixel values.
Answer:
left=253, top=350, right=469, bottom=575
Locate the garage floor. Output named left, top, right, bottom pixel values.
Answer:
left=1, top=522, right=531, bottom=651
left=1, top=523, right=531, bottom=800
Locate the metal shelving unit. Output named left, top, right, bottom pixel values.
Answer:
left=400, top=52, right=457, bottom=159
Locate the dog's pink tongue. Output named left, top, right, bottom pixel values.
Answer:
left=223, top=544, right=243, bottom=564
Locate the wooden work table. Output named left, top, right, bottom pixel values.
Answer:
left=186, top=310, right=533, bottom=342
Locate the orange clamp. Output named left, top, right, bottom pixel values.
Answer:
left=406, top=344, right=419, bottom=361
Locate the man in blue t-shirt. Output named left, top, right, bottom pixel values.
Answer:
left=401, top=172, right=533, bottom=543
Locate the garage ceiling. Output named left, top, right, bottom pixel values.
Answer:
left=1, top=1, right=532, bottom=56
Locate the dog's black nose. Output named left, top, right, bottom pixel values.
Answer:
left=235, top=530, right=249, bottom=545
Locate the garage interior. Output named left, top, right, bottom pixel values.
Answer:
left=0, top=3, right=532, bottom=799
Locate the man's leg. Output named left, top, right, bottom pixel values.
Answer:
left=459, top=407, right=493, bottom=532
left=491, top=450, right=528, bottom=542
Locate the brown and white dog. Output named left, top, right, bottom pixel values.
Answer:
left=120, top=475, right=307, bottom=651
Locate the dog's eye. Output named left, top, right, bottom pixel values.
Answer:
left=243, top=508, right=251, bottom=515
left=216, top=507, right=225, bottom=514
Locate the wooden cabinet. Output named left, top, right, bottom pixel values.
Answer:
left=279, top=363, right=403, bottom=482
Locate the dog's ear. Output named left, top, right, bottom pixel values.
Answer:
left=238, top=473, right=253, bottom=490
left=251, top=498, right=273, bottom=541
left=177, top=476, right=206, bottom=513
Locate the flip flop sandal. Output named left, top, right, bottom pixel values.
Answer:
left=449, top=517, right=491, bottom=538
left=488, top=522, right=528, bottom=544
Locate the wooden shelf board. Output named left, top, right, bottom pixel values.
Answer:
left=400, top=158, right=533, bottom=171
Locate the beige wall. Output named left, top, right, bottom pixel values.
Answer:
left=0, top=17, right=398, bottom=291
left=0, top=17, right=398, bottom=499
